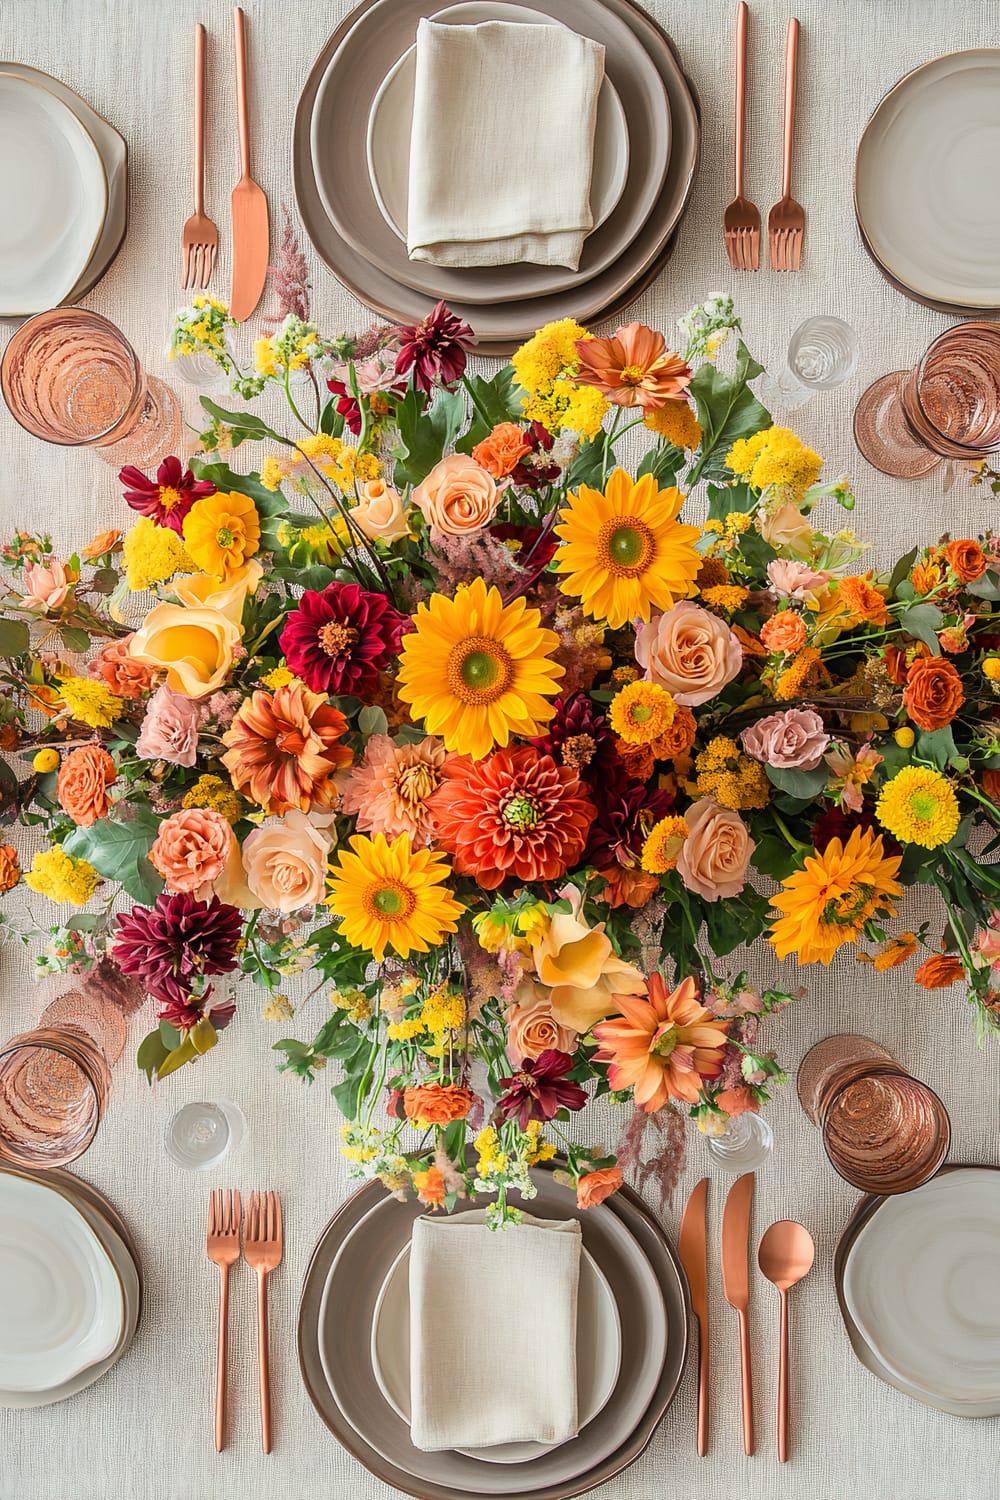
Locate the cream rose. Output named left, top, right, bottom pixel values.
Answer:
left=128, top=602, right=241, bottom=699
left=676, top=797, right=755, bottom=902
left=348, top=478, right=410, bottom=545
left=635, top=601, right=742, bottom=706
left=172, top=560, right=262, bottom=626
left=505, top=978, right=578, bottom=1065
left=412, top=453, right=498, bottom=536
left=241, top=810, right=334, bottom=912
left=759, top=501, right=813, bottom=555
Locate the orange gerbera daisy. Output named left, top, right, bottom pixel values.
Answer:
left=574, top=323, right=692, bottom=410
left=769, top=826, right=903, bottom=966
left=221, top=681, right=352, bottom=813
left=592, top=973, right=730, bottom=1110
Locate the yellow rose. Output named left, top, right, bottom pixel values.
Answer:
left=128, top=602, right=240, bottom=699
left=348, top=478, right=410, bottom=545
left=172, top=559, right=263, bottom=626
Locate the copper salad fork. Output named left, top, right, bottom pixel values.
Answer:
left=206, top=1188, right=241, bottom=1452
left=723, top=2, right=759, bottom=271
left=181, top=23, right=219, bottom=289
left=768, top=18, right=804, bottom=270
left=244, top=1190, right=283, bottom=1453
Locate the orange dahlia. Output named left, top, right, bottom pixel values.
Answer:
left=428, top=746, right=596, bottom=889
left=914, top=954, right=965, bottom=989
left=592, top=973, right=730, bottom=1110
left=221, top=681, right=351, bottom=813
left=403, top=1083, right=474, bottom=1127
left=574, top=323, right=692, bottom=410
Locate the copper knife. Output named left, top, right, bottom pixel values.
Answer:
left=721, top=1171, right=755, bottom=1456
left=678, top=1177, right=710, bottom=1455
left=229, top=7, right=269, bottom=321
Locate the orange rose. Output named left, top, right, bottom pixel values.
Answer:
left=716, top=1084, right=759, bottom=1116
left=412, top=453, right=499, bottom=536
left=914, top=954, right=965, bottom=989
left=576, top=1166, right=623, bottom=1210
left=150, top=807, right=233, bottom=894
left=403, top=1083, right=474, bottom=1127
left=903, top=657, right=964, bottom=730
left=88, top=634, right=159, bottom=701
left=649, top=705, right=697, bottom=761
left=945, top=539, right=987, bottom=583
left=0, top=844, right=20, bottom=893
left=840, top=574, right=890, bottom=626
left=760, top=611, right=807, bottom=655
left=883, top=642, right=929, bottom=685
left=56, top=745, right=117, bottom=827
left=983, top=770, right=1000, bottom=805
left=472, top=422, right=530, bottom=479
left=81, top=529, right=122, bottom=560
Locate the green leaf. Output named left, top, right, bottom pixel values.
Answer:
left=358, top=705, right=388, bottom=737
left=393, top=386, right=465, bottom=487
left=190, top=460, right=288, bottom=517
left=966, top=571, right=1000, bottom=601
left=751, top=833, right=799, bottom=881
left=766, top=764, right=829, bottom=800
left=706, top=479, right=756, bottom=522
left=331, top=1076, right=362, bottom=1118
left=454, top=368, right=522, bottom=452
left=564, top=432, right=612, bottom=491
left=137, top=1029, right=170, bottom=1083
left=159, top=1019, right=182, bottom=1051
left=319, top=398, right=345, bottom=439
left=198, top=397, right=285, bottom=448
left=91, top=568, right=119, bottom=595
left=0, top=618, right=29, bottom=657
left=63, top=809, right=164, bottom=903
left=689, top=340, right=771, bottom=479
left=887, top=546, right=918, bottom=599
left=899, top=602, right=944, bottom=655
left=637, top=444, right=684, bottom=484
left=704, top=898, right=752, bottom=956
left=59, top=626, right=91, bottom=653
left=270, top=564, right=339, bottom=591
left=915, top=726, right=962, bottom=771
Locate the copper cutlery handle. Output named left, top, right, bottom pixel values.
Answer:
left=778, top=1288, right=789, bottom=1462
left=233, top=6, right=251, bottom=178
left=781, top=18, right=799, bottom=199
left=738, top=1307, right=754, bottom=1456
left=256, top=1268, right=272, bottom=1453
left=215, top=1262, right=230, bottom=1452
left=696, top=1319, right=709, bottom=1456
left=734, top=1, right=748, bottom=198
left=194, top=24, right=206, bottom=215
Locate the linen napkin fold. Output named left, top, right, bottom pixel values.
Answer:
left=406, top=18, right=605, bottom=270
left=408, top=1209, right=582, bottom=1451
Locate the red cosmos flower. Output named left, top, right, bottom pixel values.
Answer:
left=428, top=746, right=595, bottom=889
left=495, top=1049, right=588, bottom=1128
left=394, top=300, right=474, bottom=394
left=119, top=455, right=216, bottom=535
left=278, top=581, right=407, bottom=698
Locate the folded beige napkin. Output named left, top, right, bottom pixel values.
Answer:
left=406, top=18, right=605, bottom=270
left=408, top=1209, right=582, bottom=1451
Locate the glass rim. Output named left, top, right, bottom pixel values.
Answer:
left=910, top=320, right=1000, bottom=455
left=0, top=1026, right=107, bottom=1167
left=821, top=1070, right=952, bottom=1193
left=0, top=304, right=143, bottom=447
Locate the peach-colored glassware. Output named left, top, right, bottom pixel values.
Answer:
left=1, top=306, right=183, bottom=467
left=0, top=1023, right=110, bottom=1168
left=798, top=1034, right=950, bottom=1194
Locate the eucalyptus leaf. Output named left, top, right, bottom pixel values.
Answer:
left=966, top=571, right=1000, bottom=601
left=766, top=763, right=829, bottom=799
left=358, top=705, right=389, bottom=737
left=0, top=618, right=29, bottom=657
left=59, top=626, right=92, bottom=654
left=887, top=547, right=918, bottom=599
left=899, top=602, right=943, bottom=655
left=915, top=725, right=961, bottom=771
left=159, top=1019, right=182, bottom=1051
left=63, top=808, right=163, bottom=903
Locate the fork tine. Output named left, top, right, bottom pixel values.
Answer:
left=274, top=1193, right=283, bottom=1244
left=205, top=242, right=218, bottom=285
left=196, top=242, right=207, bottom=290
left=248, top=1189, right=258, bottom=1240
left=265, top=1191, right=274, bottom=1242
left=208, top=1188, right=218, bottom=1235
left=233, top=1189, right=241, bottom=1234
left=182, top=243, right=192, bottom=292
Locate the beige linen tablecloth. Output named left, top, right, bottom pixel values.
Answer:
left=2, top=3, right=1000, bottom=1499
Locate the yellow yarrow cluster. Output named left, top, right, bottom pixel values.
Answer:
left=419, top=986, right=466, bottom=1037
left=331, top=988, right=373, bottom=1023
left=254, top=324, right=320, bottom=376
left=57, top=676, right=124, bottom=729
left=25, top=847, right=101, bottom=906
left=726, top=426, right=823, bottom=497
left=876, top=767, right=961, bottom=850
left=700, top=584, right=750, bottom=613
left=693, top=736, right=769, bottom=811
left=261, top=433, right=380, bottom=495
left=275, top=517, right=351, bottom=564
left=512, top=319, right=609, bottom=438
left=122, top=516, right=191, bottom=591
left=262, top=995, right=295, bottom=1022
left=386, top=1017, right=425, bottom=1042
left=182, top=774, right=243, bottom=824
left=524, top=1120, right=557, bottom=1166
left=170, top=294, right=230, bottom=359
left=475, top=1126, right=508, bottom=1177
left=644, top=397, right=703, bottom=450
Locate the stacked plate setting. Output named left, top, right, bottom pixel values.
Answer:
left=0, top=65, right=127, bottom=319
left=294, top=0, right=699, bottom=355
left=0, top=1165, right=141, bottom=1407
left=298, top=1164, right=689, bottom=1499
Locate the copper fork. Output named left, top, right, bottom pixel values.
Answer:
left=181, top=23, right=219, bottom=289
left=768, top=18, right=804, bottom=270
left=206, top=1188, right=241, bottom=1452
left=244, top=1190, right=283, bottom=1453
left=723, top=2, right=759, bottom=271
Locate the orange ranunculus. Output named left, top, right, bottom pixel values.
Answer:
left=945, top=539, right=987, bottom=583
left=221, top=682, right=352, bottom=813
left=81, top=529, right=122, bottom=560
left=983, top=769, right=1000, bottom=805
left=760, top=611, right=807, bottom=655
left=128, top=602, right=241, bottom=699
left=914, top=954, right=965, bottom=989
left=911, top=560, right=943, bottom=596
left=472, top=421, right=530, bottom=479
left=150, top=806, right=233, bottom=895
left=903, top=656, right=965, bottom=731
left=576, top=1166, right=624, bottom=1210
left=87, top=634, right=159, bottom=701
left=412, top=1165, right=447, bottom=1210
left=0, top=844, right=20, bottom=893
left=56, top=745, right=117, bottom=827
left=574, top=323, right=691, bottom=410
left=592, top=973, right=730, bottom=1110
left=403, top=1083, right=474, bottom=1128
left=839, top=574, right=891, bottom=626
left=716, top=1084, right=759, bottom=1117
left=650, top=705, right=697, bottom=761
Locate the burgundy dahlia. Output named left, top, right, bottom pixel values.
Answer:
left=811, top=803, right=901, bottom=857
left=495, top=1050, right=588, bottom=1129
left=531, top=690, right=622, bottom=782
left=584, top=774, right=674, bottom=867
left=119, top=455, right=215, bottom=535
left=394, top=300, right=474, bottom=394
left=278, top=582, right=406, bottom=697
left=157, top=988, right=237, bottom=1035
left=111, top=892, right=243, bottom=1008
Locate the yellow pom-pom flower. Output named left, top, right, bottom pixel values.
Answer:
left=25, top=847, right=101, bottom=906
left=608, top=680, right=677, bottom=745
left=641, top=815, right=690, bottom=873
left=983, top=658, right=1000, bottom=681
left=122, top=516, right=190, bottom=591
left=33, top=749, right=60, bottom=774
left=893, top=727, right=915, bottom=749
left=876, top=766, right=961, bottom=850
left=57, top=677, right=124, bottom=729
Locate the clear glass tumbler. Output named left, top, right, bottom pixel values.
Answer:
left=703, top=1111, right=774, bottom=1172
left=1, top=307, right=183, bottom=467
left=778, top=316, right=859, bottom=408
left=0, top=1024, right=111, bottom=1167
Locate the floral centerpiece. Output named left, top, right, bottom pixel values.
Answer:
left=3, top=284, right=1000, bottom=1226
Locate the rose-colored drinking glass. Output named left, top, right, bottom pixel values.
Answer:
left=1, top=306, right=183, bottom=467
left=797, top=1033, right=950, bottom=1194
left=0, top=1023, right=110, bottom=1168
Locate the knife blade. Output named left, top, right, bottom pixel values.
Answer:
left=229, top=7, right=269, bottom=322
left=678, top=1177, right=709, bottom=1456
left=721, top=1171, right=755, bottom=1456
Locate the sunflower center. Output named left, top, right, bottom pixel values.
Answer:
left=501, top=792, right=541, bottom=831
left=650, top=1022, right=677, bottom=1058
left=598, top=518, right=655, bottom=577
left=363, top=878, right=416, bottom=922
left=317, top=621, right=359, bottom=658
left=909, top=790, right=939, bottom=821
left=447, top=637, right=513, bottom=704
left=395, top=764, right=440, bottom=806
left=158, top=485, right=185, bottom=512
left=216, top=526, right=235, bottom=549
left=619, top=364, right=646, bottom=387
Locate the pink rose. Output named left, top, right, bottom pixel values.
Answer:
left=635, top=601, right=742, bottom=706
left=741, top=708, right=829, bottom=771
left=505, top=979, right=578, bottom=1065
left=23, top=559, right=71, bottom=611
left=136, top=683, right=204, bottom=767
left=242, top=810, right=333, bottom=912
left=676, top=797, right=754, bottom=902
left=767, top=559, right=830, bottom=599
left=412, top=453, right=498, bottom=536
left=150, top=807, right=232, bottom=894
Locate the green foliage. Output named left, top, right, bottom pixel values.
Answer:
left=688, top=341, right=771, bottom=481
left=0, top=619, right=28, bottom=656
left=766, top=764, right=829, bottom=800
left=899, top=602, right=943, bottom=654
left=64, top=808, right=163, bottom=904
left=454, top=368, right=522, bottom=452
left=197, top=398, right=286, bottom=450
left=392, top=386, right=465, bottom=487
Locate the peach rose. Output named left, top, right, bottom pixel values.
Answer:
left=128, top=602, right=240, bottom=698
left=87, top=634, right=159, bottom=701
left=172, top=560, right=262, bottom=626
left=81, top=529, right=122, bottom=560
left=741, top=708, right=829, bottom=770
left=505, top=978, right=579, bottom=1064
left=472, top=422, right=530, bottom=479
left=412, top=453, right=498, bottom=536
left=23, top=559, right=72, bottom=611
left=241, top=810, right=333, bottom=912
left=676, top=797, right=754, bottom=902
left=150, top=807, right=232, bottom=894
left=56, top=745, right=117, bottom=827
left=635, top=601, right=742, bottom=706
left=759, top=501, right=813, bottom=554
left=348, top=478, right=410, bottom=545
left=576, top=1166, right=623, bottom=1210
left=760, top=611, right=807, bottom=655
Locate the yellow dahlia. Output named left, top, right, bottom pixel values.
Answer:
left=326, top=832, right=463, bottom=961
left=641, top=815, right=689, bottom=873
left=182, top=491, right=260, bottom=581
left=553, top=467, right=701, bottom=628
left=769, top=826, right=903, bottom=966
left=608, top=680, right=676, bottom=745
left=397, top=577, right=564, bottom=760
left=876, top=766, right=961, bottom=850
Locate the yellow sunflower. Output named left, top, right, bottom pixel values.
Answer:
left=876, top=766, right=961, bottom=850
left=327, top=832, right=463, bottom=961
left=397, top=577, right=564, bottom=759
left=553, top=467, right=701, bottom=628
left=182, top=491, right=261, bottom=580
left=769, top=826, right=903, bottom=966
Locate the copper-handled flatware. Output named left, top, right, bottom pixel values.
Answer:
left=721, top=1171, right=754, bottom=1456
left=244, top=1190, right=283, bottom=1453
left=229, top=6, right=269, bottom=320
left=206, top=1188, right=241, bottom=1452
left=723, top=2, right=760, bottom=270
left=768, top=17, right=804, bottom=270
left=678, top=1177, right=710, bottom=1455
left=758, top=1221, right=815, bottom=1461
left=181, top=24, right=219, bottom=290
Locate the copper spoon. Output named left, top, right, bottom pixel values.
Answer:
left=757, top=1221, right=815, bottom=1462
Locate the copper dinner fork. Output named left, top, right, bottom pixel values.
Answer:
left=181, top=23, right=220, bottom=289
left=206, top=1188, right=241, bottom=1451
left=244, top=1190, right=283, bottom=1453
left=768, top=18, right=804, bottom=270
left=723, top=2, right=760, bottom=271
